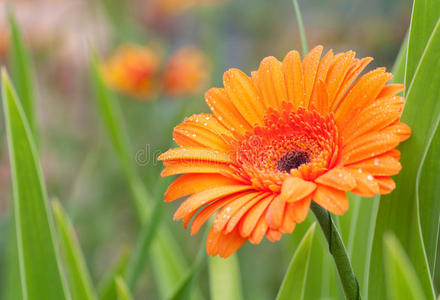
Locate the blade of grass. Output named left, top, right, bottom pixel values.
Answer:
left=2, top=213, right=23, bottom=300
left=276, top=223, right=316, bottom=300
left=167, top=248, right=205, bottom=300
left=2, top=70, right=70, bottom=300
left=52, top=200, right=98, bottom=300
left=292, top=0, right=308, bottom=56
left=209, top=254, right=243, bottom=300
left=89, top=53, right=196, bottom=299
left=98, top=249, right=130, bottom=300
left=8, top=10, right=37, bottom=140
left=392, top=34, right=408, bottom=84
left=125, top=198, right=164, bottom=291
left=405, top=0, right=440, bottom=90
left=115, top=277, right=134, bottom=300
left=383, top=234, right=426, bottom=300
left=369, top=19, right=440, bottom=300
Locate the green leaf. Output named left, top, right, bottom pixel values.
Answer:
left=276, top=223, right=316, bottom=300
left=8, top=10, right=37, bottom=139
left=125, top=199, right=164, bottom=291
left=383, top=234, right=426, bottom=300
left=167, top=250, right=205, bottom=300
left=89, top=53, right=197, bottom=299
left=291, top=0, right=308, bottom=56
left=369, top=19, right=440, bottom=300
left=338, top=195, right=379, bottom=298
left=405, top=0, right=440, bottom=89
left=1, top=70, right=70, bottom=300
left=2, top=213, right=23, bottom=300
left=52, top=200, right=98, bottom=300
left=209, top=254, right=243, bottom=300
left=392, top=34, right=408, bottom=84
left=115, top=277, right=134, bottom=300
left=98, top=249, right=130, bottom=300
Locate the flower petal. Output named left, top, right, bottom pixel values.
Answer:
left=302, top=45, right=323, bottom=108
left=313, top=185, right=348, bottom=215
left=258, top=56, right=288, bottom=110
left=266, top=195, right=286, bottom=229
left=282, top=50, right=304, bottom=109
left=281, top=176, right=317, bottom=202
left=315, top=168, right=357, bottom=191
left=205, top=87, right=252, bottom=136
left=291, top=197, right=312, bottom=223
left=239, top=195, right=273, bottom=237
left=174, top=185, right=253, bottom=220
left=165, top=173, right=242, bottom=202
left=223, top=68, right=265, bottom=126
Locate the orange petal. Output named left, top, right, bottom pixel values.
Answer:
left=341, top=131, right=400, bottom=165
left=341, top=96, right=404, bottom=143
left=266, top=195, right=286, bottom=229
left=313, top=185, right=348, bottom=215
left=173, top=113, right=232, bottom=151
left=158, top=147, right=232, bottom=164
left=291, top=197, right=312, bottom=223
left=382, top=122, right=412, bottom=142
left=282, top=50, right=303, bottom=109
left=190, top=195, right=238, bottom=235
left=160, top=162, right=238, bottom=178
left=280, top=203, right=297, bottom=233
left=249, top=214, right=269, bottom=244
left=225, top=193, right=270, bottom=233
left=331, top=57, right=373, bottom=110
left=213, top=191, right=262, bottom=232
left=258, top=56, right=288, bottom=110
left=377, top=84, right=404, bottom=98
left=223, top=69, right=265, bottom=126
left=325, top=51, right=356, bottom=106
left=217, top=229, right=247, bottom=258
left=310, top=79, right=329, bottom=115
left=302, top=45, right=323, bottom=108
left=315, top=168, right=357, bottom=191
left=335, top=68, right=393, bottom=128
left=281, top=176, right=317, bottom=202
left=346, top=154, right=401, bottom=176
left=174, top=185, right=253, bottom=220
left=347, top=170, right=380, bottom=197
left=165, top=174, right=242, bottom=202
left=205, top=87, right=251, bottom=136
left=266, top=229, right=282, bottom=242
left=239, top=196, right=273, bottom=237
left=376, top=176, right=396, bottom=194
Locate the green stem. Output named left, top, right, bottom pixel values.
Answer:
left=311, top=202, right=361, bottom=300
left=292, top=0, right=308, bottom=56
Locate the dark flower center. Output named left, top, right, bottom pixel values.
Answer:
left=276, top=151, right=310, bottom=173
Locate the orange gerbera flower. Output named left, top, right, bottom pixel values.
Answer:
left=164, top=46, right=211, bottom=97
left=158, top=46, right=411, bottom=258
left=101, top=44, right=161, bottom=99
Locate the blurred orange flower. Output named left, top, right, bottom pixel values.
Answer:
left=101, top=44, right=161, bottom=99
left=159, top=46, right=411, bottom=258
left=164, top=46, right=211, bottom=97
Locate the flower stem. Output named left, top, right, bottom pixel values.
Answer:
left=311, top=202, right=361, bottom=300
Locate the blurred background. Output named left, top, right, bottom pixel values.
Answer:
left=0, top=0, right=410, bottom=299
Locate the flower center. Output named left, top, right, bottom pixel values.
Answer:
left=276, top=151, right=310, bottom=173
left=231, top=104, right=340, bottom=191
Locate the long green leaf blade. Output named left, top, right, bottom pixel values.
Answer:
left=209, top=254, right=243, bottom=300
left=52, top=200, right=98, bottom=300
left=8, top=11, right=37, bottom=139
left=1, top=70, right=70, bottom=300
left=115, top=277, right=134, bottom=300
left=405, top=0, right=440, bottom=89
left=276, top=223, right=316, bottom=300
left=369, top=19, right=440, bottom=300
left=384, top=234, right=426, bottom=300
left=98, top=249, right=130, bottom=300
